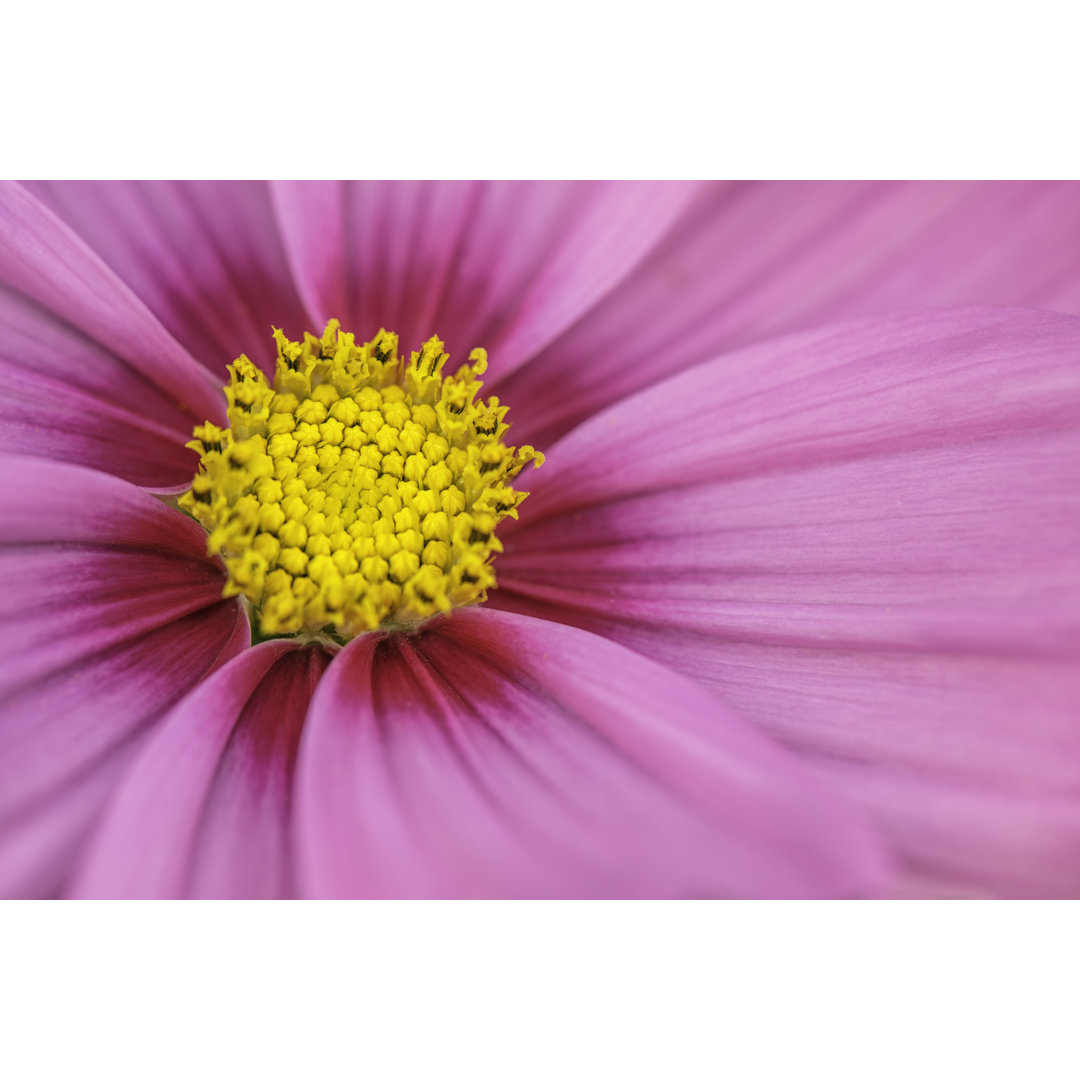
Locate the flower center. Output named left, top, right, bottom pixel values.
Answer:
left=179, top=321, right=543, bottom=641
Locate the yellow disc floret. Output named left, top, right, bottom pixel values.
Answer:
left=179, top=321, right=543, bottom=640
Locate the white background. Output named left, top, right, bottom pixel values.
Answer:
left=2, top=903, right=1078, bottom=1078
left=5, top=0, right=1077, bottom=177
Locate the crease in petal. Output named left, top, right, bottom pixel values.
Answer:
left=271, top=181, right=702, bottom=379
left=71, top=642, right=333, bottom=899
left=296, top=607, right=888, bottom=899
left=24, top=181, right=314, bottom=379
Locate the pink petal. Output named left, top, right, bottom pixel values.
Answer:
left=498, top=180, right=1080, bottom=446
left=0, top=456, right=247, bottom=897
left=25, top=181, right=313, bottom=378
left=295, top=608, right=887, bottom=899
left=0, top=182, right=224, bottom=486
left=0, top=343, right=198, bottom=488
left=72, top=642, right=333, bottom=899
left=494, top=306, right=1080, bottom=897
left=271, top=181, right=700, bottom=376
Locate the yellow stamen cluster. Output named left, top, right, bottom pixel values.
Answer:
left=179, top=321, right=543, bottom=640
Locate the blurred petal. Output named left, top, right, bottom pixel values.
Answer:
left=496, top=306, right=1080, bottom=897
left=0, top=457, right=246, bottom=896
left=296, top=608, right=887, bottom=899
left=24, top=181, right=312, bottom=378
left=271, top=180, right=700, bottom=375
left=0, top=182, right=224, bottom=486
left=500, top=180, right=1080, bottom=445
left=72, top=643, right=332, bottom=899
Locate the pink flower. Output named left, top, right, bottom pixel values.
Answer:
left=1, top=180, right=1078, bottom=898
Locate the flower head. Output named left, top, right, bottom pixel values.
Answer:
left=181, top=322, right=541, bottom=639
left=1, top=180, right=1079, bottom=898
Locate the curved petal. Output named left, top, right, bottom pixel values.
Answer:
left=295, top=608, right=887, bottom=899
left=0, top=350, right=199, bottom=488
left=0, top=182, right=225, bottom=486
left=494, top=306, right=1080, bottom=897
left=71, top=642, right=333, bottom=899
left=271, top=181, right=700, bottom=377
left=498, top=180, right=1080, bottom=446
left=0, top=456, right=247, bottom=897
left=24, top=181, right=313, bottom=379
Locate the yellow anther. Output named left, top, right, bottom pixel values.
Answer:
left=179, top=323, right=543, bottom=640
